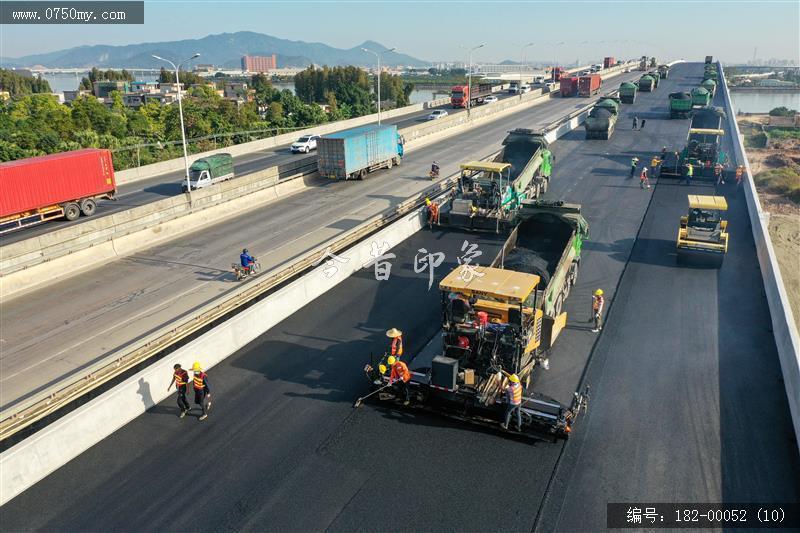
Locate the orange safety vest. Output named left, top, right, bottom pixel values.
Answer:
left=390, top=361, right=411, bottom=383
left=592, top=295, right=604, bottom=312
left=174, top=369, right=188, bottom=388
left=507, top=382, right=522, bottom=405
left=391, top=336, right=404, bottom=357
left=193, top=372, right=207, bottom=390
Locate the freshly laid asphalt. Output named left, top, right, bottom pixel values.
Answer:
left=3, top=63, right=797, bottom=531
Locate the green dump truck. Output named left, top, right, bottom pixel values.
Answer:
left=584, top=100, right=619, bottom=140
left=701, top=78, right=717, bottom=97
left=638, top=74, right=656, bottom=92
left=183, top=153, right=235, bottom=191
left=691, top=87, right=712, bottom=108
left=658, top=64, right=670, bottom=79
left=669, top=92, right=693, bottom=119
left=619, top=82, right=638, bottom=104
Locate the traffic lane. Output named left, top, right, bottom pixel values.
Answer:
left=539, top=179, right=800, bottom=532
left=0, top=230, right=526, bottom=532
left=529, top=63, right=695, bottom=406
left=0, top=112, right=518, bottom=409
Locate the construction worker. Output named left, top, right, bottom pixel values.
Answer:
left=630, top=156, right=639, bottom=178
left=592, top=289, right=605, bottom=332
left=386, top=328, right=404, bottom=358
left=425, top=198, right=440, bottom=227
left=650, top=155, right=661, bottom=177
left=501, top=374, right=523, bottom=431
left=640, top=167, right=650, bottom=189
left=685, top=162, right=694, bottom=186
left=191, top=361, right=211, bottom=421
left=167, top=363, right=190, bottom=418
left=541, top=148, right=554, bottom=179
left=735, top=165, right=745, bottom=188
left=388, top=355, right=411, bottom=405
left=632, top=116, right=638, bottom=130
left=715, top=162, right=725, bottom=185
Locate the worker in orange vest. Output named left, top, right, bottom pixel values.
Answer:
left=191, top=361, right=212, bottom=421
left=425, top=198, right=440, bottom=227
left=640, top=167, right=650, bottom=189
left=388, top=355, right=411, bottom=405
left=735, top=165, right=745, bottom=188
left=386, top=328, right=404, bottom=358
left=167, top=363, right=190, bottom=418
left=592, top=289, right=605, bottom=332
left=501, top=373, right=523, bottom=431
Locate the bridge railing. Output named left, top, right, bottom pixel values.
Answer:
left=719, top=62, right=800, bottom=445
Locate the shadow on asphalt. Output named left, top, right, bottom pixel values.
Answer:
left=143, top=182, right=182, bottom=197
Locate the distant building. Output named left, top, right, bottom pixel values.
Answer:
left=63, top=89, right=92, bottom=104
left=241, top=55, right=278, bottom=73
left=193, top=64, right=217, bottom=73
left=93, top=80, right=130, bottom=98
left=158, top=82, right=184, bottom=94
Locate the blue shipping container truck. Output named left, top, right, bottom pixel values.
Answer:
left=317, top=124, right=404, bottom=180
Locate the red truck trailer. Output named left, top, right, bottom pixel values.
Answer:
left=560, top=76, right=579, bottom=97
left=0, top=148, right=116, bottom=234
left=450, top=83, right=493, bottom=108
left=578, top=75, right=602, bottom=96
left=551, top=66, right=564, bottom=82
left=603, top=57, right=616, bottom=69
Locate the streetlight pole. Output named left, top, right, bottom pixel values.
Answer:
left=462, top=43, right=485, bottom=116
left=362, top=47, right=396, bottom=125
left=519, top=42, right=534, bottom=100
left=152, top=53, right=200, bottom=196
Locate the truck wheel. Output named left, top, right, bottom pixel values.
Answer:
left=554, top=292, right=565, bottom=316
left=386, top=159, right=393, bottom=170
left=395, top=157, right=402, bottom=166
left=357, top=169, right=367, bottom=180
left=80, top=198, right=97, bottom=217
left=541, top=178, right=549, bottom=194
left=64, top=203, right=81, bottom=221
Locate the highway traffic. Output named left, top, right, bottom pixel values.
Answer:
left=4, top=62, right=796, bottom=530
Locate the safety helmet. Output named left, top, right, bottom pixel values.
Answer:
left=425, top=198, right=432, bottom=206
left=191, top=361, right=203, bottom=372
left=594, top=289, right=604, bottom=296
left=509, top=374, right=520, bottom=383
left=243, top=248, right=248, bottom=253
left=387, top=356, right=397, bottom=365
left=386, top=328, right=403, bottom=338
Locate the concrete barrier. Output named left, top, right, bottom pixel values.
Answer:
left=115, top=97, right=451, bottom=185
left=718, top=63, right=800, bottom=444
left=0, top=200, right=428, bottom=507
left=0, top=84, right=604, bottom=504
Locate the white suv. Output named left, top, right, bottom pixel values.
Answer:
left=291, top=134, right=320, bottom=153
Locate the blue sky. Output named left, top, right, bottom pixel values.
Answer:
left=2, top=0, right=798, bottom=63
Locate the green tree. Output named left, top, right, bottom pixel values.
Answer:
left=0, top=69, right=52, bottom=97
left=769, top=106, right=798, bottom=117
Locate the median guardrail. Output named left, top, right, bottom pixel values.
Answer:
left=718, top=63, right=800, bottom=444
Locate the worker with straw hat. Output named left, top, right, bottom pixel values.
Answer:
left=386, top=328, right=404, bottom=358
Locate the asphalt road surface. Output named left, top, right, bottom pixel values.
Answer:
left=4, top=63, right=797, bottom=531
left=1, top=70, right=646, bottom=411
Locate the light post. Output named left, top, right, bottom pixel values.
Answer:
left=362, top=46, right=396, bottom=125
left=551, top=42, right=564, bottom=81
left=152, top=53, right=200, bottom=196
left=519, top=42, right=534, bottom=100
left=461, top=43, right=485, bottom=116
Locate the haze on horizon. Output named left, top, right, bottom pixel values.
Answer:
left=2, top=0, right=798, bottom=65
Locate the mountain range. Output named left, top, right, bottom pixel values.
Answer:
left=1, top=31, right=430, bottom=69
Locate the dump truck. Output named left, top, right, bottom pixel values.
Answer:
left=183, top=153, right=234, bottom=191
left=317, top=124, right=403, bottom=180
left=584, top=98, right=620, bottom=140
left=705, top=55, right=713, bottom=64
left=658, top=64, right=670, bottom=79
left=648, top=71, right=661, bottom=89
left=669, top=92, right=693, bottom=119
left=451, top=83, right=494, bottom=108
left=677, top=195, right=728, bottom=268
left=661, top=107, right=728, bottom=179
left=0, top=148, right=116, bottom=234
left=691, top=87, right=711, bottom=108
left=619, top=81, right=638, bottom=104
left=639, top=56, right=648, bottom=71
left=603, top=57, right=616, bottom=69
left=638, top=74, right=656, bottom=92
left=439, top=130, right=551, bottom=231
left=578, top=74, right=602, bottom=96
left=703, top=67, right=718, bottom=82
left=701, top=78, right=717, bottom=97
left=362, top=200, right=589, bottom=439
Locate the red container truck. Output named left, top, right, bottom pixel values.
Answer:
left=450, top=83, right=494, bottom=108
left=551, top=66, right=564, bottom=82
left=560, top=76, right=579, bottom=97
left=603, top=57, right=616, bottom=69
left=0, top=148, right=116, bottom=234
left=578, top=75, right=602, bottom=96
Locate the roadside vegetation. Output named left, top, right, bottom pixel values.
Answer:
left=738, top=107, right=800, bottom=330
left=0, top=67, right=414, bottom=169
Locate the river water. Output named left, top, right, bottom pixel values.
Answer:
left=729, top=91, right=800, bottom=114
